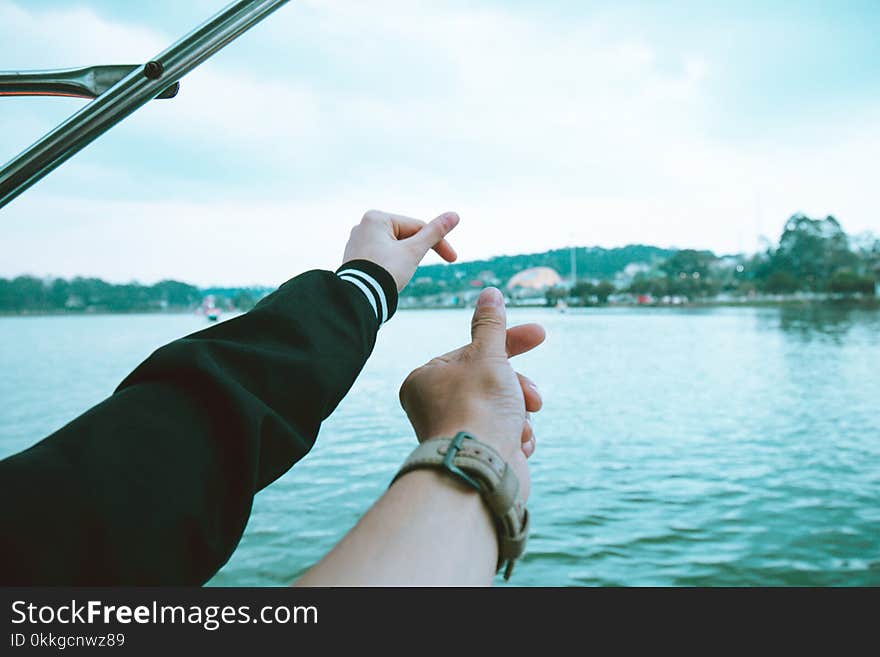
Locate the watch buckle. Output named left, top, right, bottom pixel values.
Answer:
left=441, top=432, right=481, bottom=491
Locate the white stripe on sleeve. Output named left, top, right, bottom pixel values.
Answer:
left=338, top=274, right=379, bottom=321
left=337, top=268, right=388, bottom=324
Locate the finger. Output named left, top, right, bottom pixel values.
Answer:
left=367, top=210, right=459, bottom=263
left=389, top=216, right=424, bottom=239
left=394, top=216, right=458, bottom=263
left=433, top=237, right=458, bottom=262
left=517, top=373, right=542, bottom=412
left=403, top=212, right=460, bottom=262
left=506, top=323, right=546, bottom=358
left=361, top=208, right=399, bottom=228
left=470, top=287, right=507, bottom=357
left=521, top=413, right=534, bottom=443
left=523, top=436, right=536, bottom=459
left=363, top=209, right=429, bottom=239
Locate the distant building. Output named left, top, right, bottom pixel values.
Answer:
left=614, top=262, right=650, bottom=288
left=506, top=267, right=563, bottom=298
left=714, top=255, right=740, bottom=270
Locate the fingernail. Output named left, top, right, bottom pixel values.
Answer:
left=444, top=212, right=460, bottom=229
left=477, top=287, right=502, bottom=307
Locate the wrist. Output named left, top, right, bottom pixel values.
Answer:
left=335, top=259, right=399, bottom=326
left=422, top=427, right=520, bottom=463
left=393, top=468, right=497, bottom=537
left=393, top=432, right=530, bottom=580
left=385, top=469, right=498, bottom=584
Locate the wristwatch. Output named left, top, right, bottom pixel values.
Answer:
left=391, top=431, right=530, bottom=580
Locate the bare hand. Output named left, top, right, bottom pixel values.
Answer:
left=399, top=287, right=545, bottom=499
left=343, top=210, right=460, bottom=292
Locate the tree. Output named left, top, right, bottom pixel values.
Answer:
left=595, top=280, right=615, bottom=303
left=767, top=214, right=858, bottom=290
left=570, top=281, right=596, bottom=304
left=660, top=249, right=714, bottom=279
left=659, top=250, right=719, bottom=298
left=764, top=271, right=799, bottom=294
left=628, top=276, right=668, bottom=298
left=48, top=279, right=70, bottom=308
left=829, top=272, right=875, bottom=295
left=153, top=280, right=201, bottom=308
left=232, top=291, right=257, bottom=311
left=9, top=276, right=48, bottom=312
left=854, top=233, right=879, bottom=280
left=544, top=286, right=568, bottom=306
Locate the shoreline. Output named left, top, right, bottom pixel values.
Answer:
left=400, top=297, right=879, bottom=311
left=0, top=309, right=209, bottom=318
left=2, top=297, right=876, bottom=317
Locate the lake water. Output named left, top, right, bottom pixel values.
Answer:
left=1, top=305, right=878, bottom=586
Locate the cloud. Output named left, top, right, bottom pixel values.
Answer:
left=1, top=0, right=878, bottom=285
left=0, top=1, right=165, bottom=67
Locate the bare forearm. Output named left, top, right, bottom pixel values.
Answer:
left=293, top=470, right=498, bottom=586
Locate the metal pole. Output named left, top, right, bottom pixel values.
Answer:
left=0, top=0, right=290, bottom=209
left=0, top=66, right=179, bottom=100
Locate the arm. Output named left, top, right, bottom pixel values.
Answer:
left=0, top=210, right=459, bottom=585
left=295, top=287, right=545, bottom=586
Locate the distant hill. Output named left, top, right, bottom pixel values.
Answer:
left=404, top=244, right=675, bottom=296
left=4, top=215, right=876, bottom=314
left=5, top=215, right=870, bottom=313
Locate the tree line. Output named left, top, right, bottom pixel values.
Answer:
left=0, top=277, right=266, bottom=314
left=2, top=214, right=876, bottom=314
left=556, top=215, right=878, bottom=305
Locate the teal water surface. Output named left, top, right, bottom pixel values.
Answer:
left=1, top=305, right=878, bottom=585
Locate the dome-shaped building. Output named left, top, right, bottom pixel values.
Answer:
left=506, top=267, right=563, bottom=296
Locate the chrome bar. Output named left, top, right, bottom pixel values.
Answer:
left=0, top=0, right=290, bottom=209
left=0, top=66, right=179, bottom=100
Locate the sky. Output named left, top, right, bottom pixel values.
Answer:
left=1, top=0, right=878, bottom=286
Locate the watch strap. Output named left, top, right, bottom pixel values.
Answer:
left=391, top=433, right=529, bottom=580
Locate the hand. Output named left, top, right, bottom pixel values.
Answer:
left=343, top=209, right=460, bottom=292
left=399, top=287, right=545, bottom=500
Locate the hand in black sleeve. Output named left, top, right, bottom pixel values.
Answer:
left=0, top=260, right=398, bottom=585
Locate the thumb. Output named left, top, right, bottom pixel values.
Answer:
left=470, top=287, right=508, bottom=357
left=407, top=212, right=459, bottom=255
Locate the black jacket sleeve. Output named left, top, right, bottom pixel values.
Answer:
left=0, top=260, right=399, bottom=585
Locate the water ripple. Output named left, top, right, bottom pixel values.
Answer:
left=1, top=307, right=878, bottom=586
